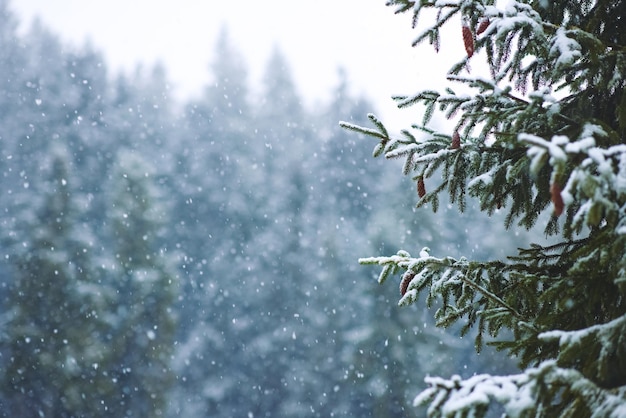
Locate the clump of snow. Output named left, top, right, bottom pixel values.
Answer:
left=519, top=133, right=567, bottom=166
left=616, top=151, right=626, bottom=195
left=468, top=166, right=498, bottom=187
left=414, top=369, right=535, bottom=416
left=550, top=27, right=582, bottom=70
left=565, top=137, right=595, bottom=154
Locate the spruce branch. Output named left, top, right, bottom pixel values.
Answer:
left=414, top=360, right=626, bottom=418
left=539, top=313, right=626, bottom=388
left=455, top=268, right=524, bottom=321
left=338, top=120, right=389, bottom=141
left=359, top=248, right=541, bottom=352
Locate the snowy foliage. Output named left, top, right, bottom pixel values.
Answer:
left=415, top=360, right=626, bottom=418
left=343, top=0, right=626, bottom=416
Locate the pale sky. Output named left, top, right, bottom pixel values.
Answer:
left=11, top=0, right=463, bottom=126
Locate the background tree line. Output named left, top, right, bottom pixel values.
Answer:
left=0, top=2, right=523, bottom=416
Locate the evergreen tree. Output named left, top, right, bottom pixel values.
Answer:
left=166, top=30, right=259, bottom=416
left=0, top=145, right=110, bottom=416
left=258, top=46, right=303, bottom=122
left=105, top=150, right=178, bottom=416
left=0, top=0, right=27, bottom=148
left=342, top=1, right=626, bottom=416
left=204, top=26, right=250, bottom=127
left=175, top=27, right=253, bottom=260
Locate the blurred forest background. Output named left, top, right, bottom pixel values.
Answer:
left=0, top=2, right=528, bottom=416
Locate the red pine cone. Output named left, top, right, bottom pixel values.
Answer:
left=476, top=18, right=490, bottom=35
left=551, top=182, right=564, bottom=216
left=462, top=23, right=474, bottom=57
left=400, top=271, right=415, bottom=297
left=451, top=131, right=461, bottom=149
left=417, top=177, right=426, bottom=198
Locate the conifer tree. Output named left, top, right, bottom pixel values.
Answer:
left=258, top=46, right=303, bottom=122
left=105, top=150, right=178, bottom=416
left=0, top=145, right=110, bottom=416
left=205, top=26, right=250, bottom=125
left=342, top=1, right=626, bottom=416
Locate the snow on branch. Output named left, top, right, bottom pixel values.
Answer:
left=539, top=313, right=626, bottom=388
left=338, top=120, right=388, bottom=141
left=519, top=125, right=626, bottom=236
left=414, top=360, right=626, bottom=418
left=359, top=248, right=529, bottom=345
left=549, top=27, right=582, bottom=70
left=518, top=133, right=567, bottom=166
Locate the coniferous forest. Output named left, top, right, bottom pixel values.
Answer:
left=0, top=1, right=552, bottom=416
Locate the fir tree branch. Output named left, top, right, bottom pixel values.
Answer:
left=539, top=313, right=626, bottom=388
left=456, top=270, right=524, bottom=321
left=338, top=120, right=389, bottom=141
left=414, top=360, right=626, bottom=417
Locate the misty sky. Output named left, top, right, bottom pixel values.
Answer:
left=11, top=0, right=465, bottom=126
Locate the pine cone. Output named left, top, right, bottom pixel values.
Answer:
left=476, top=18, right=490, bottom=35
left=462, top=23, right=474, bottom=57
left=417, top=177, right=426, bottom=198
left=451, top=131, right=461, bottom=149
left=400, top=271, right=416, bottom=297
left=551, top=182, right=564, bottom=216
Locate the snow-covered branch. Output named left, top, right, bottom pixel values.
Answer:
left=415, top=360, right=626, bottom=418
